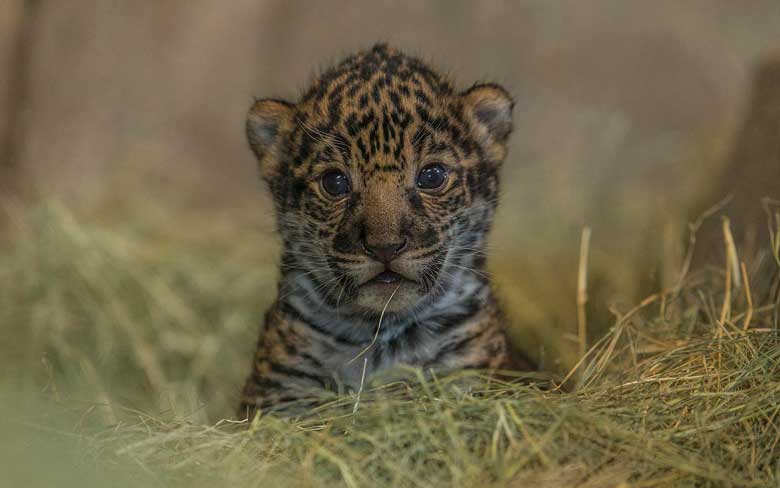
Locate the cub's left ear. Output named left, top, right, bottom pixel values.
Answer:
left=246, top=98, right=295, bottom=182
left=461, top=83, right=514, bottom=161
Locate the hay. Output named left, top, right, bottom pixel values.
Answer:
left=1, top=199, right=779, bottom=487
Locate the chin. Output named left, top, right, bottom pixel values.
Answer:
left=353, top=279, right=424, bottom=313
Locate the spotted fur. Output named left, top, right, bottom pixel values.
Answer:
left=239, top=44, right=533, bottom=417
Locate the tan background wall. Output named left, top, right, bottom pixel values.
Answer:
left=2, top=1, right=777, bottom=194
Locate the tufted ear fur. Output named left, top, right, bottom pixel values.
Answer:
left=461, top=83, right=514, bottom=162
left=246, top=98, right=295, bottom=181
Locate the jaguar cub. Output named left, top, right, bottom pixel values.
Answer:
left=239, top=44, right=532, bottom=417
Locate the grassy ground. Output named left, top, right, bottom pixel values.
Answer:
left=1, top=183, right=779, bottom=487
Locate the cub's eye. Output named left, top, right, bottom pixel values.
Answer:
left=416, top=164, right=448, bottom=190
left=320, top=170, right=351, bottom=197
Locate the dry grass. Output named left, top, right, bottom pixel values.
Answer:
left=1, top=191, right=779, bottom=487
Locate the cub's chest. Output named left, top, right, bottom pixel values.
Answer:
left=316, top=339, right=439, bottom=392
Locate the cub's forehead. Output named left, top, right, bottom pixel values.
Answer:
left=287, top=45, right=472, bottom=173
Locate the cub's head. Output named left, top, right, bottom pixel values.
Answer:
left=247, top=45, right=513, bottom=318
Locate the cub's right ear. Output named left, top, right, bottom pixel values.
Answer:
left=246, top=98, right=295, bottom=181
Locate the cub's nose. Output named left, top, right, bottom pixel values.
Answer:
left=362, top=238, right=408, bottom=264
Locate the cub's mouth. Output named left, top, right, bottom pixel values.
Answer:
left=361, top=269, right=418, bottom=288
left=371, top=270, right=404, bottom=285
left=354, top=268, right=426, bottom=312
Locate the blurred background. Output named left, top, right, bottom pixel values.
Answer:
left=1, top=1, right=780, bottom=420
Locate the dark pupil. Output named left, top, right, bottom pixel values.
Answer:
left=322, top=171, right=349, bottom=196
left=417, top=165, right=446, bottom=189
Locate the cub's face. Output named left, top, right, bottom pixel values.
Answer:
left=247, top=46, right=513, bottom=317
